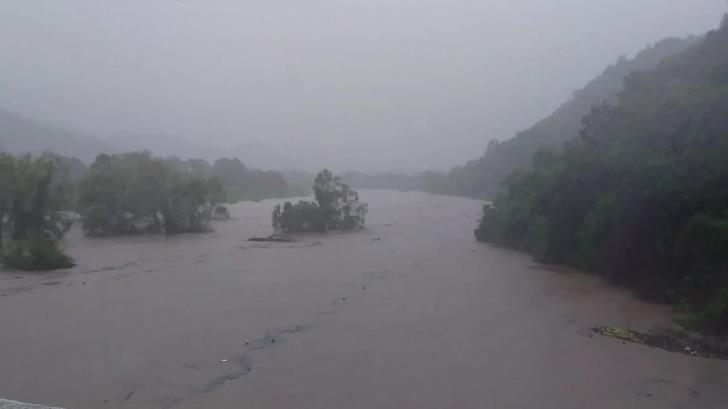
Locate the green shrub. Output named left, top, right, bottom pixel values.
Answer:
left=2, top=239, right=75, bottom=271
left=474, top=204, right=502, bottom=243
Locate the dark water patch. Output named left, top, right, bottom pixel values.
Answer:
left=248, top=235, right=296, bottom=243
left=157, top=397, right=183, bottom=409
left=160, top=324, right=314, bottom=407
left=121, top=389, right=135, bottom=403
left=0, top=285, right=36, bottom=297
left=328, top=297, right=349, bottom=308
left=0, top=278, right=68, bottom=297
left=194, top=355, right=253, bottom=395
left=80, top=261, right=143, bottom=275
left=236, top=241, right=322, bottom=250
left=244, top=324, right=310, bottom=351
left=104, top=268, right=157, bottom=282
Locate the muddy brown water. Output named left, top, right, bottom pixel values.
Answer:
left=1, top=190, right=728, bottom=409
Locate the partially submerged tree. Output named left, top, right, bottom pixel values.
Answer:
left=78, top=152, right=225, bottom=236
left=272, top=169, right=367, bottom=233
left=0, top=152, right=75, bottom=271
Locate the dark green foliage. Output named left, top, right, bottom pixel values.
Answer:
left=1, top=239, right=74, bottom=271
left=0, top=152, right=76, bottom=270
left=476, top=20, right=728, bottom=331
left=272, top=169, right=367, bottom=234
left=425, top=36, right=699, bottom=199
left=210, top=158, right=292, bottom=202
left=78, top=152, right=224, bottom=236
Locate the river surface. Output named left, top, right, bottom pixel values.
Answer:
left=1, top=190, right=728, bottom=409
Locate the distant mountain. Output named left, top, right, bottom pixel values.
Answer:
left=0, top=110, right=118, bottom=162
left=424, top=35, right=701, bottom=199
left=0, top=110, right=299, bottom=170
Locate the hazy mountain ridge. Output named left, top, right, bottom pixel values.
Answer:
left=0, top=110, right=118, bottom=162
left=0, top=110, right=298, bottom=170
left=424, top=35, right=701, bottom=199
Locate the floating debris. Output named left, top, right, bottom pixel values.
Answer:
left=593, top=326, right=645, bottom=343
left=592, top=326, right=728, bottom=360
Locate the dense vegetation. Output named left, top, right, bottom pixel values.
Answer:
left=273, top=169, right=367, bottom=233
left=0, top=153, right=76, bottom=270
left=423, top=36, right=698, bottom=199
left=78, top=152, right=227, bottom=235
left=476, top=19, right=728, bottom=332
left=165, top=156, right=301, bottom=202
left=0, top=148, right=303, bottom=269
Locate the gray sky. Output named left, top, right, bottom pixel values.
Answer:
left=0, top=0, right=725, bottom=172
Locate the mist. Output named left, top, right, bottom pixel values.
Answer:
left=0, top=0, right=724, bottom=172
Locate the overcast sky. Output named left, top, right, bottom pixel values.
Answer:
left=0, top=0, right=725, bottom=172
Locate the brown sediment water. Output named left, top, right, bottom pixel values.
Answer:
left=1, top=190, right=728, bottom=409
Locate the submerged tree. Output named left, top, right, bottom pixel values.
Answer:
left=78, top=152, right=225, bottom=236
left=272, top=169, right=367, bottom=234
left=0, top=152, right=75, bottom=271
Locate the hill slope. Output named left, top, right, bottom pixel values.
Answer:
left=0, top=110, right=117, bottom=162
left=424, top=36, right=699, bottom=199
left=476, top=18, right=728, bottom=331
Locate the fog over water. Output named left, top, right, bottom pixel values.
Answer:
left=0, top=0, right=724, bottom=171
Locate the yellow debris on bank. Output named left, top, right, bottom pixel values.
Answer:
left=593, top=326, right=646, bottom=344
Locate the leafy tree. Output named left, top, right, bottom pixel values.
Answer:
left=78, top=152, right=222, bottom=236
left=272, top=169, right=367, bottom=233
left=0, top=152, right=75, bottom=270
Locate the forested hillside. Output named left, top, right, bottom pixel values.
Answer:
left=476, top=19, right=728, bottom=331
left=424, top=36, right=699, bottom=199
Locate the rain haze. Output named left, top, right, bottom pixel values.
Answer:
left=0, top=0, right=724, bottom=172
left=6, top=2, right=728, bottom=409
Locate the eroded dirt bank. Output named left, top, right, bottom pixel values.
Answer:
left=1, top=190, right=728, bottom=409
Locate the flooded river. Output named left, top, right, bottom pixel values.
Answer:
left=1, top=190, right=728, bottom=409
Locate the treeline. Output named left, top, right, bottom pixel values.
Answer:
left=422, top=36, right=699, bottom=199
left=171, top=157, right=306, bottom=202
left=476, top=19, right=728, bottom=332
left=0, top=150, right=302, bottom=270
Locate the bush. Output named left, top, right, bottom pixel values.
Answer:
left=474, top=204, right=501, bottom=243
left=2, top=239, right=75, bottom=271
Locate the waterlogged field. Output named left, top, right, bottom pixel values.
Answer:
left=1, top=190, right=728, bottom=409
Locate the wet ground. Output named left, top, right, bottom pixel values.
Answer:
left=2, top=190, right=728, bottom=409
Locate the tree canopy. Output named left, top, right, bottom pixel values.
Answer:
left=78, top=152, right=225, bottom=236
left=272, top=169, right=367, bottom=233
left=0, top=152, right=76, bottom=270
